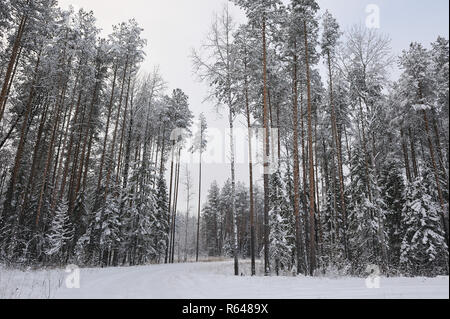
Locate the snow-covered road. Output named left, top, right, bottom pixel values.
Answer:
left=1, top=260, right=448, bottom=299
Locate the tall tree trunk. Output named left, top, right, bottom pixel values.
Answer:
left=21, top=100, right=49, bottom=216
left=116, top=76, right=132, bottom=184
left=327, top=51, right=347, bottom=259
left=195, top=143, right=202, bottom=262
left=304, top=21, right=316, bottom=275
left=96, top=64, right=118, bottom=192
left=292, top=43, right=305, bottom=275
left=50, top=64, right=82, bottom=210
left=300, top=85, right=309, bottom=269
left=3, top=49, right=41, bottom=219
left=262, top=14, right=270, bottom=277
left=0, top=45, right=22, bottom=117
left=104, top=58, right=130, bottom=199
left=314, top=108, right=323, bottom=259
left=422, top=109, right=448, bottom=244
left=431, top=111, right=448, bottom=183
left=229, top=106, right=239, bottom=275
left=344, top=126, right=353, bottom=184
left=244, top=55, right=256, bottom=276
left=159, top=125, right=167, bottom=182
left=165, top=140, right=175, bottom=264
left=74, top=68, right=102, bottom=202
left=119, top=98, right=134, bottom=215
left=400, top=128, right=412, bottom=183
left=224, top=7, right=239, bottom=276
left=35, top=77, right=67, bottom=227
left=170, top=147, right=182, bottom=263
left=58, top=86, right=83, bottom=203
left=408, top=127, right=419, bottom=179
left=0, top=15, right=28, bottom=123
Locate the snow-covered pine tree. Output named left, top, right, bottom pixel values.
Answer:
left=45, top=200, right=74, bottom=263
left=269, top=171, right=293, bottom=275
left=379, top=157, right=405, bottom=269
left=97, top=193, right=121, bottom=266
left=202, top=181, right=221, bottom=257
left=400, top=167, right=449, bottom=276
left=155, top=177, right=170, bottom=264
left=347, top=142, right=388, bottom=275
left=399, top=42, right=448, bottom=242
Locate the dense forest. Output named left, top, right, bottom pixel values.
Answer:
left=0, top=0, right=448, bottom=278
left=0, top=0, right=194, bottom=267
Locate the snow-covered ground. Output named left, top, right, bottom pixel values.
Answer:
left=1, top=260, right=448, bottom=299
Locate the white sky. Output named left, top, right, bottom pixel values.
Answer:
left=57, top=0, right=449, bottom=213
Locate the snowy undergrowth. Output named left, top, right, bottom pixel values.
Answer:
left=0, top=265, right=66, bottom=299
left=1, top=261, right=448, bottom=299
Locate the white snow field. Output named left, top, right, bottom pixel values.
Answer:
left=1, top=260, right=448, bottom=299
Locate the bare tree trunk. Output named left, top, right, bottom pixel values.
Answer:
left=58, top=87, right=83, bottom=203
left=116, top=76, right=132, bottom=184
left=195, top=146, right=202, bottom=262
left=229, top=106, right=239, bottom=275
left=21, top=99, right=50, bottom=218
left=68, top=94, right=88, bottom=213
left=185, top=170, right=191, bottom=262
left=244, top=55, right=256, bottom=276
left=35, top=75, right=67, bottom=227
left=0, top=45, right=22, bottom=118
left=327, top=51, right=347, bottom=259
left=422, top=109, right=448, bottom=244
left=431, top=111, right=448, bottom=182
left=170, top=148, right=182, bottom=263
left=408, top=127, right=419, bottom=179
left=159, top=125, right=167, bottom=182
left=400, top=128, right=412, bottom=183
left=96, top=64, right=118, bottom=192
left=262, top=14, right=270, bottom=277
left=314, top=108, right=323, bottom=260
left=74, top=68, right=102, bottom=201
left=119, top=95, right=134, bottom=214
left=104, top=58, right=130, bottom=199
left=344, top=126, right=353, bottom=184
left=50, top=65, right=81, bottom=210
left=3, top=49, right=41, bottom=218
left=304, top=21, right=316, bottom=275
left=0, top=109, right=26, bottom=151
left=0, top=15, right=28, bottom=123
left=165, top=140, right=175, bottom=264
left=292, top=43, right=305, bottom=275
left=300, top=86, right=309, bottom=270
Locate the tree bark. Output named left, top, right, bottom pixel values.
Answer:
left=165, top=140, right=175, bottom=264
left=3, top=49, right=41, bottom=218
left=262, top=14, right=270, bottom=277
left=96, top=64, right=118, bottom=192
left=244, top=54, right=256, bottom=276
left=104, top=58, right=130, bottom=199
left=408, top=127, right=419, bottom=179
left=400, top=128, right=412, bottom=183
left=304, top=20, right=316, bottom=276
left=195, top=140, right=203, bottom=262
left=327, top=51, right=347, bottom=259
left=422, top=109, right=448, bottom=244
left=0, top=15, right=28, bottom=123
left=292, top=42, right=305, bottom=275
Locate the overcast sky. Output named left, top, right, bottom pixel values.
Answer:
left=57, top=0, right=449, bottom=213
